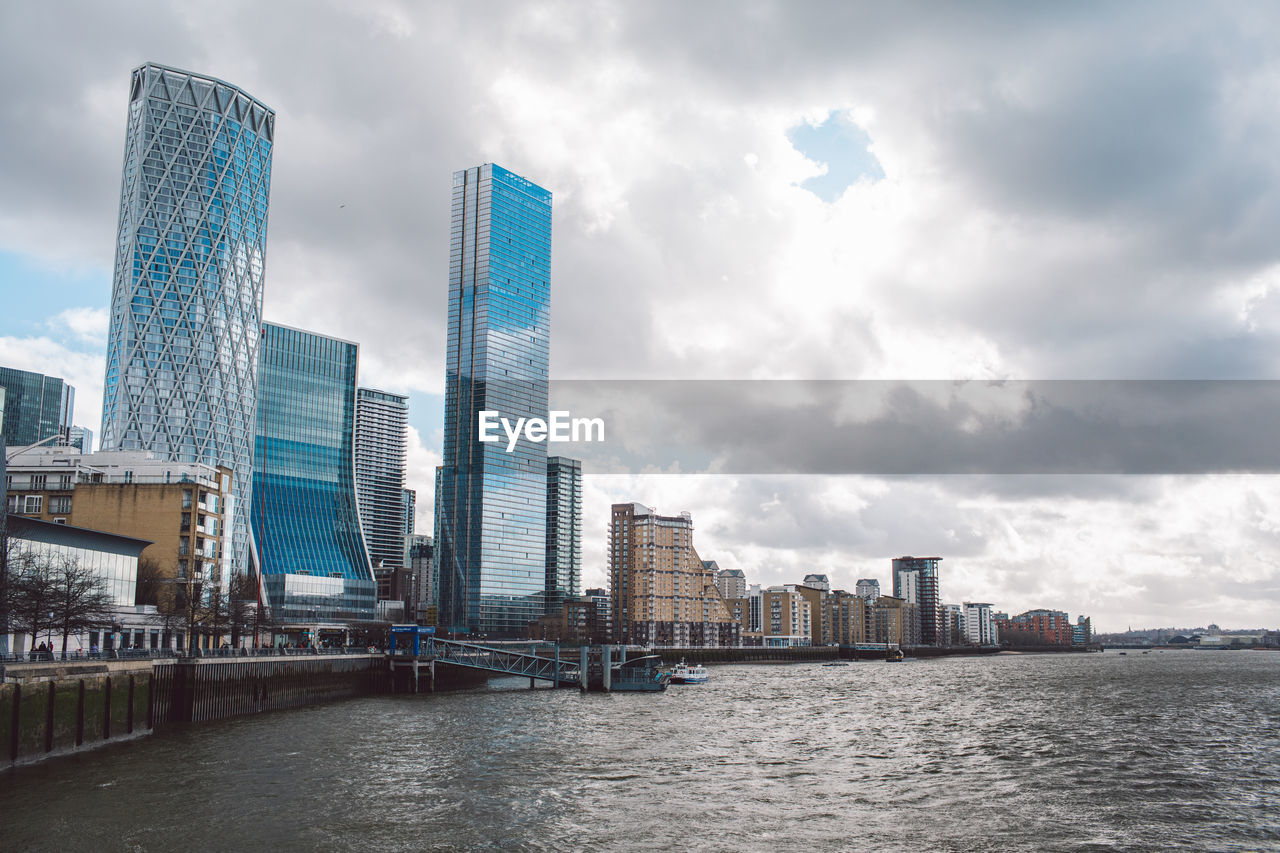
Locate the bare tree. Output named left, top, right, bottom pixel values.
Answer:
left=11, top=553, right=114, bottom=658
left=9, top=551, right=57, bottom=654
left=138, top=556, right=184, bottom=650
left=198, top=585, right=233, bottom=649
left=48, top=556, right=113, bottom=658
left=0, top=512, right=23, bottom=656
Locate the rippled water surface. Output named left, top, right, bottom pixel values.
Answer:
left=3, top=651, right=1279, bottom=851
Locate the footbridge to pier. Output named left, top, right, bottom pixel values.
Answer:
left=423, top=638, right=581, bottom=686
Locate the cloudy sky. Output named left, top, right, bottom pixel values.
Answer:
left=4, top=1, right=1280, bottom=630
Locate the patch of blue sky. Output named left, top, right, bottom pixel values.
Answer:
left=407, top=390, right=445, bottom=456
left=787, top=111, right=885, bottom=202
left=0, top=249, right=109, bottom=345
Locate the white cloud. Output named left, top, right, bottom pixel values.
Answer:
left=5, top=2, right=1280, bottom=628
left=0, top=333, right=104, bottom=432
left=49, top=306, right=108, bottom=347
left=405, top=425, right=441, bottom=535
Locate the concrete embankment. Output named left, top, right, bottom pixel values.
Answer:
left=1, top=659, right=154, bottom=768
left=2, top=653, right=504, bottom=768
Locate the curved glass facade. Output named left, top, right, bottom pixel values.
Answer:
left=437, top=164, right=552, bottom=636
left=252, top=323, right=375, bottom=621
left=101, top=63, right=274, bottom=588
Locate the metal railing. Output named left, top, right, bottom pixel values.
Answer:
left=0, top=646, right=383, bottom=664
left=425, top=637, right=580, bottom=685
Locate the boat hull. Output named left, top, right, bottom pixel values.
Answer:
left=611, top=675, right=671, bottom=692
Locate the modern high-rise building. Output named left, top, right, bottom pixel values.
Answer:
left=892, top=556, right=942, bottom=646
left=795, top=583, right=830, bottom=646
left=942, top=602, right=965, bottom=646
left=403, top=488, right=416, bottom=536
left=609, top=503, right=739, bottom=647
left=761, top=585, right=812, bottom=647
left=436, top=164, right=553, bottom=636
left=827, top=590, right=868, bottom=646
left=66, top=426, right=94, bottom=453
left=0, top=366, right=73, bottom=448
left=963, top=602, right=996, bottom=645
left=354, top=388, right=408, bottom=573
left=545, top=456, right=582, bottom=615
left=100, top=63, right=274, bottom=589
left=870, top=595, right=918, bottom=646
left=252, top=323, right=375, bottom=623
left=584, top=587, right=612, bottom=642
left=407, top=533, right=435, bottom=622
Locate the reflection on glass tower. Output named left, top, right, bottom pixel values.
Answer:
left=252, top=323, right=375, bottom=622
left=436, top=164, right=552, bottom=636
left=100, top=63, right=274, bottom=589
left=0, top=367, right=74, bottom=448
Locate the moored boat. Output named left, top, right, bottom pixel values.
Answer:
left=669, top=659, right=710, bottom=684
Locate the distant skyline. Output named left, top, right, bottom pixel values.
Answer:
left=4, top=2, right=1280, bottom=630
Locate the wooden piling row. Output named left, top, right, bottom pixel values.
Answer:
left=151, top=655, right=385, bottom=726
left=0, top=669, right=151, bottom=766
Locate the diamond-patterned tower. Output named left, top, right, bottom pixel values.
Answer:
left=101, top=63, right=274, bottom=587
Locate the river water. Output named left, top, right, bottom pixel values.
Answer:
left=2, top=651, right=1278, bottom=851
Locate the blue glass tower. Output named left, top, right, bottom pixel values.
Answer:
left=436, top=164, right=552, bottom=636
left=0, top=367, right=74, bottom=448
left=252, top=323, right=375, bottom=622
left=101, top=63, right=274, bottom=589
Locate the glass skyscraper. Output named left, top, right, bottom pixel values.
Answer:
left=100, top=63, right=274, bottom=588
left=892, top=556, right=942, bottom=646
left=545, top=456, right=582, bottom=614
left=354, top=388, right=408, bottom=571
left=252, top=323, right=375, bottom=622
left=0, top=367, right=73, bottom=448
left=436, top=164, right=552, bottom=636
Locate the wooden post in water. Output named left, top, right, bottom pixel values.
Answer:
left=530, top=644, right=537, bottom=688
left=580, top=646, right=589, bottom=691
left=602, top=645, right=612, bottom=692
left=554, top=644, right=560, bottom=688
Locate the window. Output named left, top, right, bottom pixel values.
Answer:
left=58, top=474, right=72, bottom=490
left=22, top=495, right=42, bottom=514
left=30, top=474, right=46, bottom=490
left=182, top=489, right=193, bottom=509
left=49, top=496, right=71, bottom=514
